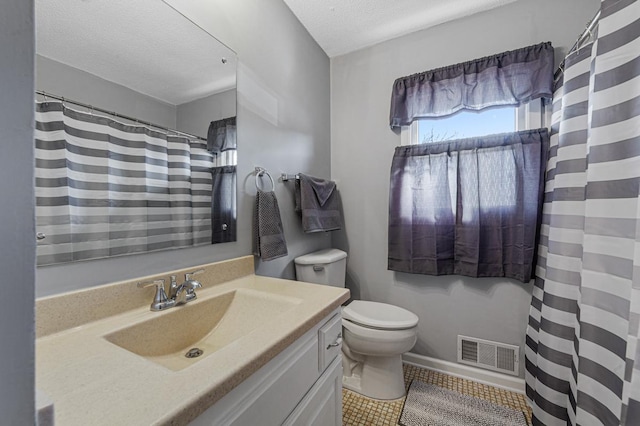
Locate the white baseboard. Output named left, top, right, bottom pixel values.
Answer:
left=402, top=352, right=526, bottom=395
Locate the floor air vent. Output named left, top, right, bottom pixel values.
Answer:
left=457, top=336, right=519, bottom=376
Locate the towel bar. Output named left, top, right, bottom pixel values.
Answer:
left=281, top=173, right=299, bottom=182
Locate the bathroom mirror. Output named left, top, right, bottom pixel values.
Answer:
left=34, top=0, right=238, bottom=266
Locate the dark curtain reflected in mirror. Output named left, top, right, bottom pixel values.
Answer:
left=211, top=166, right=237, bottom=243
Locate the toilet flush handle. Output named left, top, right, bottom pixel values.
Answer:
left=313, top=265, right=324, bottom=272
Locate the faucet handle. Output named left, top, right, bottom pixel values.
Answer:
left=182, top=270, right=204, bottom=303
left=137, top=279, right=175, bottom=311
left=184, top=280, right=202, bottom=290
left=185, top=269, right=205, bottom=281
left=185, top=278, right=203, bottom=291
left=137, top=279, right=165, bottom=289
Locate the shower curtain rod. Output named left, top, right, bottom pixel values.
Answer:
left=554, top=10, right=601, bottom=81
left=35, top=90, right=207, bottom=142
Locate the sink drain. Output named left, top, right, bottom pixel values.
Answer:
left=185, top=347, right=204, bottom=358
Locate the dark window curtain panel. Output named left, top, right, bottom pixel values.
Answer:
left=388, top=129, right=549, bottom=283
left=389, top=42, right=554, bottom=128
left=211, top=165, right=237, bottom=243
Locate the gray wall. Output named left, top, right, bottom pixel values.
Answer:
left=330, top=0, right=600, bottom=377
left=177, top=89, right=237, bottom=139
left=37, top=55, right=237, bottom=142
left=0, top=0, right=35, bottom=423
left=36, top=55, right=177, bottom=129
left=37, top=0, right=331, bottom=297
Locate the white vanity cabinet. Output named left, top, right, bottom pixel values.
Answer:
left=191, top=308, right=343, bottom=426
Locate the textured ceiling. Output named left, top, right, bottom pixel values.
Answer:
left=283, top=0, right=519, bottom=57
left=35, top=0, right=236, bottom=105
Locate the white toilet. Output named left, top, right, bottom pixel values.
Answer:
left=295, top=248, right=418, bottom=400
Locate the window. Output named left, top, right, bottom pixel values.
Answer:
left=401, top=101, right=548, bottom=146
left=399, top=101, right=547, bottom=213
left=391, top=100, right=550, bottom=282
left=388, top=43, right=552, bottom=282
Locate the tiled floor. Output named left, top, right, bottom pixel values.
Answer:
left=342, top=364, right=532, bottom=426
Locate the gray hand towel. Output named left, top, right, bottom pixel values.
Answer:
left=253, top=189, right=288, bottom=260
left=295, top=173, right=342, bottom=233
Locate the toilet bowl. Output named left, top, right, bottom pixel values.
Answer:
left=341, top=300, right=418, bottom=400
left=294, top=249, right=419, bottom=400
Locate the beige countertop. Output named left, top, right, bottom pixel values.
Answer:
left=36, top=258, right=349, bottom=426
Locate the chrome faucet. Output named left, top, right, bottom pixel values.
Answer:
left=139, top=269, right=204, bottom=311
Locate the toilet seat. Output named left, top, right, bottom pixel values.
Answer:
left=342, top=300, right=418, bottom=330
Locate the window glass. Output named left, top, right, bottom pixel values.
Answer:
left=416, top=107, right=516, bottom=143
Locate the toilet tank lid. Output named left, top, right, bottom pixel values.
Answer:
left=342, top=300, right=418, bottom=330
left=294, top=248, right=347, bottom=265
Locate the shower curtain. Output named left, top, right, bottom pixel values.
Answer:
left=525, top=0, right=640, bottom=425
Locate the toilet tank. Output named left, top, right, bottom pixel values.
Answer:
left=294, top=249, right=347, bottom=288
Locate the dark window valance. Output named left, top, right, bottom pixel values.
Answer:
left=207, top=116, right=237, bottom=153
left=389, top=42, right=554, bottom=128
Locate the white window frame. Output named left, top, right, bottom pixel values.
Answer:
left=516, top=98, right=549, bottom=132
left=401, top=99, right=549, bottom=146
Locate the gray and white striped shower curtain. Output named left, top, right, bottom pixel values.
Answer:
left=35, top=101, right=213, bottom=265
left=525, top=0, right=640, bottom=424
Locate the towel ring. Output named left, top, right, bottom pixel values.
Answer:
left=255, top=167, right=275, bottom=192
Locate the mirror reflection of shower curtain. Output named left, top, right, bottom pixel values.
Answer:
left=34, top=101, right=214, bottom=265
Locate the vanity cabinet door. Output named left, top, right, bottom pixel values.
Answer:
left=283, top=356, right=342, bottom=426
left=190, top=308, right=342, bottom=426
